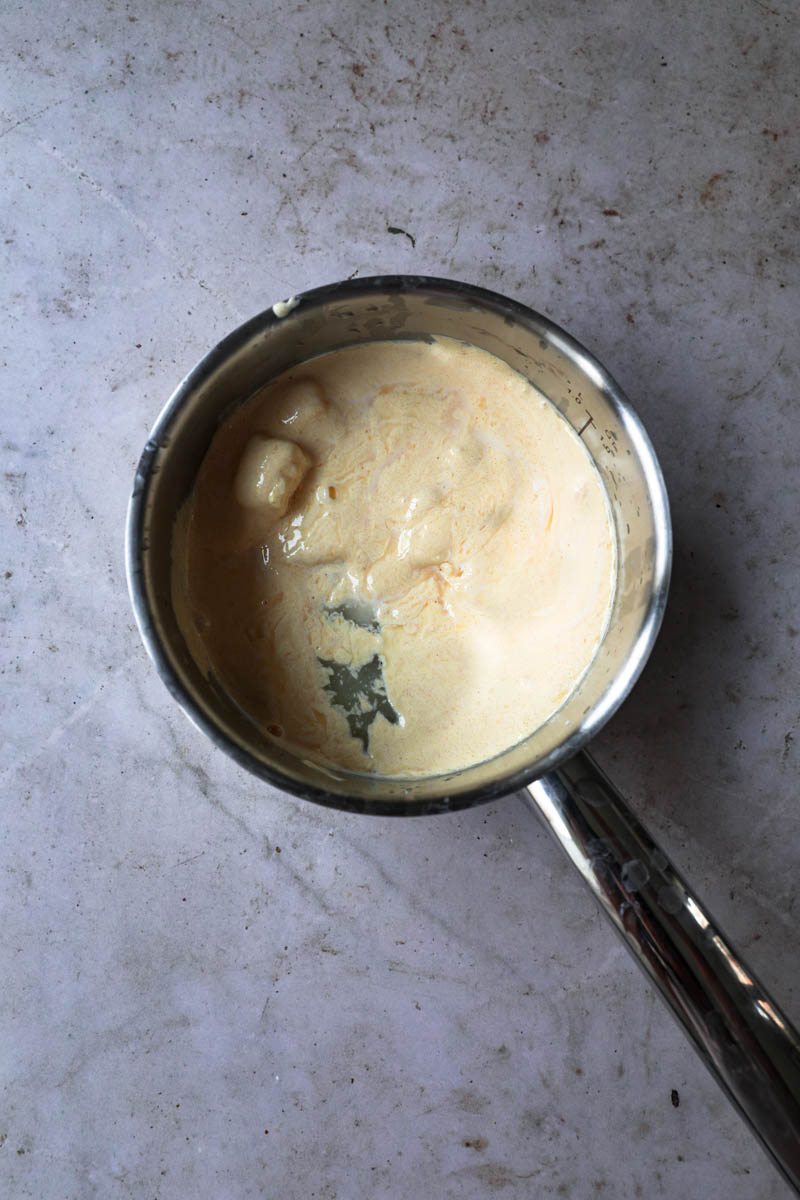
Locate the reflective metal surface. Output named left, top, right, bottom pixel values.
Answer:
left=125, top=275, right=670, bottom=814
left=526, top=755, right=800, bottom=1195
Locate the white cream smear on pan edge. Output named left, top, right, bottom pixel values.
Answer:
left=172, top=336, right=617, bottom=777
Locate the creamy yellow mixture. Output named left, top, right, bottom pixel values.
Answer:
left=174, top=338, right=616, bottom=776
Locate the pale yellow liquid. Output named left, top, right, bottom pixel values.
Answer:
left=173, top=338, right=616, bottom=776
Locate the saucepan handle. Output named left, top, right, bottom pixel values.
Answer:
left=524, top=751, right=800, bottom=1195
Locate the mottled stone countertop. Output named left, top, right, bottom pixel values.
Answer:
left=2, top=1, right=798, bottom=1197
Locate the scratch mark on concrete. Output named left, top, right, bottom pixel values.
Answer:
left=176, top=852, right=205, bottom=867
left=0, top=81, right=113, bottom=140
left=0, top=651, right=140, bottom=787
left=728, top=343, right=785, bottom=403
left=35, top=140, right=246, bottom=325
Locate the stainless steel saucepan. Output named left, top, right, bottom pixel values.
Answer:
left=126, top=276, right=800, bottom=1192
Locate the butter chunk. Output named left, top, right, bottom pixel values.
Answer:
left=275, top=379, right=327, bottom=430
left=234, top=437, right=311, bottom=516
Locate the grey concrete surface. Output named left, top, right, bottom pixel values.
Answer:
left=2, top=1, right=798, bottom=1196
